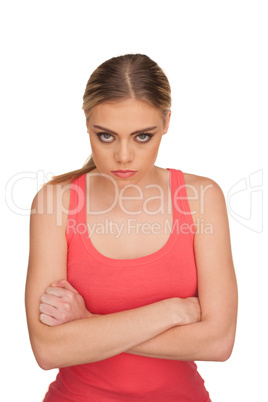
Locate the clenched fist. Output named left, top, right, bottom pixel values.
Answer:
left=39, top=279, right=93, bottom=326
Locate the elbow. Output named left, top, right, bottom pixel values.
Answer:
left=215, top=345, right=233, bottom=362
left=32, top=337, right=99, bottom=369
left=31, top=338, right=60, bottom=370
left=202, top=316, right=237, bottom=362
left=37, top=354, right=57, bottom=371
left=29, top=326, right=73, bottom=370
left=37, top=359, right=54, bottom=371
left=34, top=347, right=57, bottom=371
left=212, top=332, right=236, bottom=362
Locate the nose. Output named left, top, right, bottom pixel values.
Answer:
left=114, top=139, right=134, bottom=164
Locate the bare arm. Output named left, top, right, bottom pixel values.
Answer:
left=126, top=177, right=238, bottom=361
left=25, top=183, right=197, bottom=370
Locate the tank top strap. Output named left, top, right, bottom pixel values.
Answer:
left=168, top=168, right=196, bottom=241
left=65, top=174, right=86, bottom=246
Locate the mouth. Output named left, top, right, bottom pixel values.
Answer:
left=111, top=170, right=137, bottom=178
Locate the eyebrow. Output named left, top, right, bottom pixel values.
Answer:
left=92, top=125, right=158, bottom=136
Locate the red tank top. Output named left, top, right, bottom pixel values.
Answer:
left=44, top=168, right=210, bottom=402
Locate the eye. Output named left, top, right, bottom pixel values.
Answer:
left=96, top=132, right=114, bottom=143
left=135, top=133, right=154, bottom=143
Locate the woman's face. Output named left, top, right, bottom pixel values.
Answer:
left=85, top=98, right=171, bottom=188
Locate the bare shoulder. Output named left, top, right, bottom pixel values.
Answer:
left=183, top=172, right=227, bottom=223
left=27, top=180, right=72, bottom=298
left=184, top=172, right=225, bottom=199
left=184, top=172, right=221, bottom=190
left=31, top=179, right=71, bottom=228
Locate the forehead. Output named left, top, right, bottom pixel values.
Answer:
left=88, top=99, right=162, bottom=130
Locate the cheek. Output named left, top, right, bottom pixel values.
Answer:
left=90, top=144, right=113, bottom=169
left=90, top=139, right=109, bottom=157
left=136, top=148, right=159, bottom=168
left=144, top=140, right=162, bottom=157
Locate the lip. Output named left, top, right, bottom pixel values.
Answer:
left=111, top=170, right=137, bottom=178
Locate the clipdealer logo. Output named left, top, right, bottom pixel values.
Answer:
left=5, top=169, right=264, bottom=234
left=227, top=170, right=263, bottom=233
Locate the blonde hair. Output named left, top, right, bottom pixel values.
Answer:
left=46, top=54, right=171, bottom=185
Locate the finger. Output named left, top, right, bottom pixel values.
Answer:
left=42, top=289, right=78, bottom=312
left=40, top=293, right=63, bottom=307
left=39, top=302, right=58, bottom=317
left=51, top=279, right=79, bottom=294
left=40, top=313, right=59, bottom=327
left=45, top=286, right=74, bottom=298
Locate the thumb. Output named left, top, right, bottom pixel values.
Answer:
left=51, top=279, right=79, bottom=294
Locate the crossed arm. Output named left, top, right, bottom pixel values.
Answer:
left=25, top=178, right=238, bottom=370
left=38, top=277, right=234, bottom=363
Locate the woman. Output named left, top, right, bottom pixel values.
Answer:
left=25, top=54, right=238, bottom=401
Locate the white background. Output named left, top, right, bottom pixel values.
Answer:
left=1, top=1, right=267, bottom=401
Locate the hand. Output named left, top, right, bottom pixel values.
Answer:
left=39, top=279, right=93, bottom=326
left=177, top=297, right=201, bottom=325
